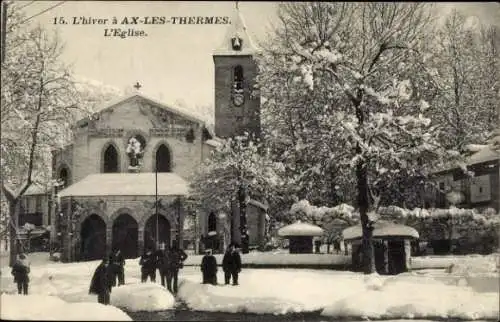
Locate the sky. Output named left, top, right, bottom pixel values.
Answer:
left=15, top=1, right=500, bottom=116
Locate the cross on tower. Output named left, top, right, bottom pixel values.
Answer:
left=133, top=82, right=142, bottom=90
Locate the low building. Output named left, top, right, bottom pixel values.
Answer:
left=430, top=142, right=500, bottom=212
left=278, top=221, right=324, bottom=254
left=343, top=221, right=419, bottom=275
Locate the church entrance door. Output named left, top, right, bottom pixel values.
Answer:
left=112, top=213, right=138, bottom=259
left=80, top=214, right=106, bottom=261
left=144, top=214, right=170, bottom=250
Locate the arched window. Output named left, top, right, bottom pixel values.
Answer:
left=208, top=212, right=217, bottom=232
left=234, top=65, right=244, bottom=90
left=59, top=168, right=69, bottom=188
left=103, top=144, right=119, bottom=173
left=155, top=144, right=171, bottom=172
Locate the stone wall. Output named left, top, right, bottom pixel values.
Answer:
left=58, top=195, right=186, bottom=262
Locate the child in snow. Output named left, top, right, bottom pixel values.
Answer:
left=201, top=249, right=218, bottom=285
left=11, top=253, right=30, bottom=295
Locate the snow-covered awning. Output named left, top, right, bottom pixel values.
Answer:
left=16, top=227, right=50, bottom=240
left=58, top=173, right=188, bottom=198
left=467, top=145, right=499, bottom=165
left=278, top=221, right=324, bottom=237
left=342, top=220, right=419, bottom=241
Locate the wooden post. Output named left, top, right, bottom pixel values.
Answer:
left=383, top=240, right=389, bottom=274
left=404, top=239, right=412, bottom=272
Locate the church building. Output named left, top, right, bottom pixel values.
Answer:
left=53, top=6, right=268, bottom=262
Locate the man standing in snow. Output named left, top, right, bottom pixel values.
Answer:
left=167, top=242, right=188, bottom=293
left=222, top=243, right=242, bottom=285
left=11, top=253, right=30, bottom=295
left=139, top=247, right=156, bottom=282
left=110, top=249, right=125, bottom=286
left=201, top=248, right=218, bottom=285
left=156, top=243, right=171, bottom=290
left=89, top=257, right=114, bottom=305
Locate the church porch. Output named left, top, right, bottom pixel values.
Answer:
left=56, top=173, right=189, bottom=262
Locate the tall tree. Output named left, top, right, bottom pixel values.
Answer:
left=261, top=3, right=453, bottom=273
left=189, top=135, right=288, bottom=225
left=430, top=10, right=499, bottom=152
left=1, top=3, right=117, bottom=263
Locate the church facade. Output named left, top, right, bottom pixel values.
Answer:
left=53, top=7, right=267, bottom=262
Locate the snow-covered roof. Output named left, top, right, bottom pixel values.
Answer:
left=76, top=93, right=207, bottom=126
left=278, top=221, right=324, bottom=237
left=466, top=145, right=499, bottom=165
left=248, top=199, right=268, bottom=211
left=342, top=220, right=419, bottom=241
left=213, top=5, right=259, bottom=56
left=21, top=184, right=50, bottom=196
left=204, top=139, right=222, bottom=148
left=3, top=183, right=51, bottom=197
left=58, top=173, right=188, bottom=198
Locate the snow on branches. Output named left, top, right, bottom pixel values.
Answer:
left=288, top=199, right=499, bottom=244
left=189, top=134, right=287, bottom=216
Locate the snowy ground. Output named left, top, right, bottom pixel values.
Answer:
left=1, top=252, right=498, bottom=321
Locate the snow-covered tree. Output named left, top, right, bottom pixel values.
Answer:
left=429, top=10, right=499, bottom=153
left=260, top=3, right=457, bottom=273
left=189, top=134, right=289, bottom=220
left=1, top=3, right=120, bottom=263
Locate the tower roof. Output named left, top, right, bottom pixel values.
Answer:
left=213, top=3, right=259, bottom=56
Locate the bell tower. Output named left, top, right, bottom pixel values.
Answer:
left=213, top=3, right=260, bottom=139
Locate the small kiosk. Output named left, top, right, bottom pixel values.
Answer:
left=278, top=221, right=324, bottom=254
left=342, top=220, right=419, bottom=275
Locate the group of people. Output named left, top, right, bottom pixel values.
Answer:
left=88, top=248, right=127, bottom=305
left=139, top=243, right=188, bottom=293
left=10, top=242, right=242, bottom=306
left=201, top=243, right=242, bottom=286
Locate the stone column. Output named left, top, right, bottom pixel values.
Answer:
left=63, top=198, right=73, bottom=262
left=383, top=240, right=389, bottom=274
left=178, top=199, right=184, bottom=250
left=138, top=228, right=144, bottom=255
left=106, top=227, right=112, bottom=256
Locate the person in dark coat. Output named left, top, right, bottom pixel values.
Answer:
left=167, top=242, right=188, bottom=293
left=156, top=243, right=170, bottom=289
left=89, top=257, right=114, bottom=305
left=11, top=253, right=30, bottom=295
left=201, top=249, right=217, bottom=285
left=139, top=247, right=156, bottom=282
left=110, top=249, right=125, bottom=286
left=222, top=243, right=242, bottom=285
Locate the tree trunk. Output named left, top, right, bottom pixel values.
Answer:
left=8, top=200, right=19, bottom=266
left=357, top=159, right=375, bottom=274
left=354, top=90, right=375, bottom=274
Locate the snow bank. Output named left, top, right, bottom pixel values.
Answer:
left=183, top=253, right=350, bottom=266
left=111, top=283, right=175, bottom=312
left=413, top=253, right=500, bottom=271
left=321, top=274, right=499, bottom=320
left=178, top=270, right=370, bottom=314
left=0, top=294, right=131, bottom=321
left=177, top=279, right=307, bottom=315
left=178, top=268, right=499, bottom=320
